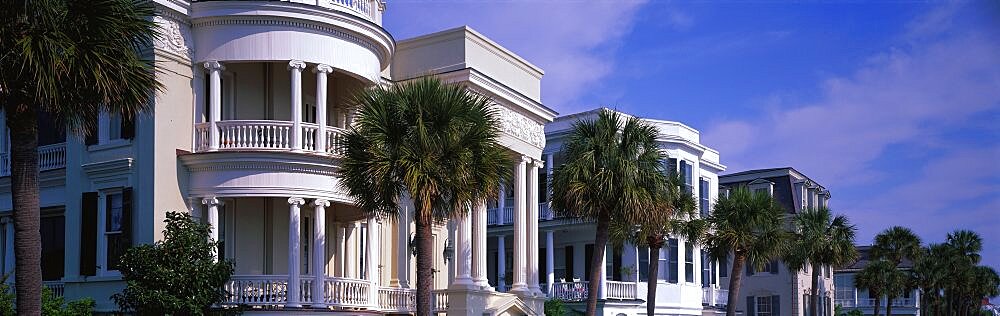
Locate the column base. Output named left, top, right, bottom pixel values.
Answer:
left=473, top=278, right=493, bottom=291
left=449, top=277, right=479, bottom=290
left=528, top=285, right=544, bottom=297
left=508, top=283, right=531, bottom=296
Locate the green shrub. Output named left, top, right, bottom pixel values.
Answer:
left=545, top=298, right=567, bottom=316
left=0, top=281, right=94, bottom=316
left=112, top=212, right=234, bottom=314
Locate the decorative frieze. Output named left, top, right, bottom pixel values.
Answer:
left=153, top=15, right=191, bottom=61
left=495, top=106, right=545, bottom=149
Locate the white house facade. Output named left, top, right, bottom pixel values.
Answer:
left=0, top=1, right=557, bottom=314
left=833, top=246, right=920, bottom=316
left=483, top=108, right=728, bottom=316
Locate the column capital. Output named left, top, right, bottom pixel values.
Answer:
left=288, top=60, right=307, bottom=70
left=203, top=60, right=224, bottom=71
left=312, top=199, right=331, bottom=207
left=314, top=63, right=334, bottom=74
left=288, top=197, right=306, bottom=206
left=531, top=158, right=545, bottom=169
left=520, top=156, right=531, bottom=164
left=202, top=197, right=223, bottom=206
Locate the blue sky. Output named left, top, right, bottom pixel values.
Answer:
left=384, top=1, right=1000, bottom=269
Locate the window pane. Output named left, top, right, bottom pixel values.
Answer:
left=685, top=242, right=694, bottom=282
left=107, top=193, right=123, bottom=232
left=638, top=247, right=649, bottom=282
left=668, top=238, right=678, bottom=283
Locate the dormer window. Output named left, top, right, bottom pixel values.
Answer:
left=747, top=179, right=774, bottom=196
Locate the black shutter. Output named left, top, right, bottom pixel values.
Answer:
left=770, top=260, right=779, bottom=274
left=772, top=295, right=781, bottom=316
left=539, top=247, right=547, bottom=284
left=121, top=114, right=135, bottom=140
left=584, top=244, right=593, bottom=281
left=80, top=192, right=98, bottom=276
left=122, top=188, right=133, bottom=246
left=747, top=261, right=755, bottom=276
left=746, top=296, right=755, bottom=316
left=564, top=246, right=574, bottom=279
left=667, top=158, right=678, bottom=176
left=612, top=247, right=622, bottom=281
left=84, top=130, right=97, bottom=146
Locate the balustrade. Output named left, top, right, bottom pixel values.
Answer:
left=42, top=281, right=64, bottom=298
left=194, top=120, right=346, bottom=155
left=222, top=275, right=289, bottom=306
left=539, top=202, right=552, bottom=220
left=605, top=280, right=637, bottom=300
left=1, top=143, right=66, bottom=176
left=378, top=287, right=415, bottom=312
left=502, top=206, right=514, bottom=224
left=324, top=277, right=370, bottom=307
left=487, top=208, right=499, bottom=225
left=432, top=290, right=449, bottom=313
left=550, top=281, right=589, bottom=301
left=702, top=287, right=729, bottom=306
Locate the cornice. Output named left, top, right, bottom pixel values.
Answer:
left=82, top=158, right=134, bottom=178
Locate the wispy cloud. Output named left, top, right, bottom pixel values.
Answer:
left=384, top=0, right=649, bottom=111
left=702, top=3, right=1000, bottom=267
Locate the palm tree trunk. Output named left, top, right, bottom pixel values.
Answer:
left=585, top=213, right=611, bottom=316
left=886, top=294, right=892, bottom=316
left=811, top=262, right=820, bottom=316
left=413, top=201, right=434, bottom=316
left=872, top=296, right=880, bottom=316
left=7, top=109, right=42, bottom=315
left=726, top=253, right=746, bottom=316
left=646, top=235, right=664, bottom=316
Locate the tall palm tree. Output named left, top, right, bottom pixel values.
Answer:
left=550, top=109, right=669, bottom=316
left=912, top=243, right=950, bottom=315
left=608, top=170, right=698, bottom=316
left=785, top=207, right=858, bottom=316
left=703, top=186, right=788, bottom=316
left=855, top=259, right=901, bottom=316
left=943, top=230, right=984, bottom=316
left=0, top=0, right=159, bottom=313
left=338, top=77, right=510, bottom=315
left=870, top=226, right=922, bottom=316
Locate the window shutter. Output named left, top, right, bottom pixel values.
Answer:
left=747, top=261, right=755, bottom=276
left=121, top=114, right=135, bottom=140
left=80, top=192, right=98, bottom=276
left=746, top=296, right=755, bottom=316
left=84, top=131, right=97, bottom=146
left=122, top=187, right=133, bottom=246
left=667, top=158, right=678, bottom=175
left=772, top=295, right=781, bottom=316
left=770, top=260, right=779, bottom=274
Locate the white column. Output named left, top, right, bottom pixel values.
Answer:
left=203, top=61, right=223, bottom=151
left=393, top=209, right=410, bottom=288
left=497, top=235, right=506, bottom=290
left=3, top=217, right=14, bottom=280
left=346, top=222, right=360, bottom=278
left=335, top=222, right=346, bottom=277
left=545, top=230, right=555, bottom=294
left=202, top=198, right=222, bottom=261
left=473, top=201, right=490, bottom=289
left=366, top=217, right=381, bottom=303
left=510, top=157, right=529, bottom=294
left=451, top=212, right=474, bottom=289
left=312, top=199, right=329, bottom=307
left=497, top=186, right=507, bottom=225
left=287, top=197, right=305, bottom=308
left=288, top=60, right=306, bottom=151
left=314, top=64, right=332, bottom=153
left=528, top=159, right=542, bottom=295
left=599, top=245, right=608, bottom=299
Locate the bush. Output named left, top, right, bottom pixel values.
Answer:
left=112, top=212, right=234, bottom=315
left=545, top=298, right=567, bottom=316
left=0, top=281, right=94, bottom=316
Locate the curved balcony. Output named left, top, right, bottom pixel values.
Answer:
left=195, top=120, right=345, bottom=155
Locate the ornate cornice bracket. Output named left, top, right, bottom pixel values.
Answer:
left=152, top=15, right=192, bottom=62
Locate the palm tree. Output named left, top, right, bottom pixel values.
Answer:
left=785, top=207, right=858, bottom=316
left=337, top=77, right=509, bottom=315
left=943, top=230, right=984, bottom=316
left=855, top=259, right=902, bottom=316
left=703, top=186, right=788, bottom=316
left=608, top=170, right=698, bottom=316
left=870, top=226, right=922, bottom=316
left=912, top=243, right=950, bottom=315
left=0, top=0, right=160, bottom=313
left=550, top=109, right=669, bottom=315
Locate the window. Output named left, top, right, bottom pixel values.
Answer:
left=834, top=275, right=853, bottom=301
left=668, top=238, right=678, bottom=283
left=105, top=192, right=126, bottom=271
left=685, top=242, right=694, bottom=283
left=699, top=178, right=710, bottom=217
left=538, top=157, right=548, bottom=203
left=754, top=188, right=769, bottom=195
left=701, top=250, right=712, bottom=286
left=750, top=260, right=779, bottom=274
left=720, top=256, right=729, bottom=277
left=756, top=296, right=773, bottom=316
left=41, top=213, right=65, bottom=281
left=638, top=247, right=649, bottom=282
left=680, top=160, right=693, bottom=193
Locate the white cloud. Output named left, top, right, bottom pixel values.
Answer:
left=384, top=0, right=649, bottom=111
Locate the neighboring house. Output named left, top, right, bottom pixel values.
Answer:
left=833, top=246, right=920, bottom=316
left=0, top=1, right=558, bottom=314
left=719, top=168, right=835, bottom=316
left=485, top=108, right=728, bottom=315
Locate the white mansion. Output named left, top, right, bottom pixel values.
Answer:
left=0, top=1, right=739, bottom=315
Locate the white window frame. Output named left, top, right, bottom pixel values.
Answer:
left=98, top=188, right=124, bottom=277
left=756, top=296, right=773, bottom=316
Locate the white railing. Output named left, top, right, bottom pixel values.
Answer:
left=836, top=299, right=856, bottom=307
left=487, top=208, right=499, bottom=225
left=503, top=206, right=514, bottom=224
left=605, top=280, right=637, bottom=299
left=550, top=281, right=588, bottom=301
left=432, top=290, right=449, bottom=313
left=838, top=298, right=916, bottom=308
left=43, top=281, right=65, bottom=298
left=702, top=287, right=728, bottom=306
left=324, top=277, right=370, bottom=307
left=195, top=120, right=348, bottom=155
left=1, top=143, right=67, bottom=176
left=378, top=287, right=415, bottom=312
left=539, top=202, right=553, bottom=220
left=222, top=275, right=289, bottom=306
